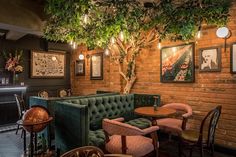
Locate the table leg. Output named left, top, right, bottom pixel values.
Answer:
left=23, top=130, right=26, bottom=153
left=152, top=117, right=158, bottom=126
left=34, top=132, right=37, bottom=153
left=30, top=132, right=33, bottom=157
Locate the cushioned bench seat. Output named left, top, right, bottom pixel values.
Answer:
left=88, top=118, right=151, bottom=147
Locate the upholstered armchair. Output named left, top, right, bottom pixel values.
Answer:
left=156, top=103, right=193, bottom=136
left=179, top=105, right=222, bottom=157
left=102, top=117, right=159, bottom=157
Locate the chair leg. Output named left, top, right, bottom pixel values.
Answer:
left=15, top=124, right=19, bottom=135
left=189, top=147, right=193, bottom=157
left=200, top=144, right=204, bottom=157
left=178, top=138, right=182, bottom=157
left=210, top=144, right=215, bottom=157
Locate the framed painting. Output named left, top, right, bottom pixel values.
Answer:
left=90, top=53, right=103, bottom=80
left=75, top=60, right=85, bottom=76
left=31, top=50, right=66, bottom=78
left=231, top=43, right=236, bottom=74
left=199, top=47, right=221, bottom=72
left=160, top=43, right=195, bottom=83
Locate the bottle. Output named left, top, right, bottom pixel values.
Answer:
left=153, top=96, right=158, bottom=111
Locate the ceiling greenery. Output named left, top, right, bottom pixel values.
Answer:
left=44, top=0, right=232, bottom=48
left=44, top=0, right=232, bottom=93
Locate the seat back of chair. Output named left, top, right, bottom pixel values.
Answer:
left=163, top=103, right=192, bottom=116
left=14, top=94, right=26, bottom=119
left=200, top=105, right=222, bottom=146
left=58, top=89, right=68, bottom=97
left=103, top=118, right=143, bottom=136
left=38, top=90, right=49, bottom=98
left=60, top=146, right=104, bottom=157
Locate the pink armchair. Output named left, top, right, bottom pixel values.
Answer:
left=156, top=103, right=192, bottom=136
left=102, top=117, right=159, bottom=157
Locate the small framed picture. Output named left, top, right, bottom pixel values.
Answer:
left=75, top=60, right=85, bottom=76
left=90, top=53, right=103, bottom=80
left=231, top=43, right=236, bottom=74
left=199, top=47, right=221, bottom=72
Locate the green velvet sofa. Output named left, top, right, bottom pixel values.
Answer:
left=54, top=93, right=161, bottom=154
left=29, top=92, right=119, bottom=146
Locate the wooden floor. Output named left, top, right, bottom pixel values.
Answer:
left=0, top=130, right=234, bottom=157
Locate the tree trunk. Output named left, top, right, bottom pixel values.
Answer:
left=123, top=75, right=136, bottom=94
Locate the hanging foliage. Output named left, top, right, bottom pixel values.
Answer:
left=44, top=0, right=232, bottom=93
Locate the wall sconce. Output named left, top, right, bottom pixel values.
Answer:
left=216, top=27, right=231, bottom=52
left=79, top=52, right=85, bottom=60
left=216, top=27, right=230, bottom=38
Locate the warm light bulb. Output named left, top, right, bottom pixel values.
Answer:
left=69, top=40, right=73, bottom=45
left=110, top=37, right=116, bottom=44
left=79, top=53, right=85, bottom=60
left=197, top=30, right=201, bottom=39
left=105, top=49, right=110, bottom=56
left=158, top=42, right=162, bottom=50
left=119, top=31, right=124, bottom=41
left=84, top=14, right=88, bottom=24
left=73, top=42, right=77, bottom=49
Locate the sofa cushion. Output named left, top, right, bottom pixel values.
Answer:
left=88, top=129, right=106, bottom=147
left=126, top=118, right=151, bottom=129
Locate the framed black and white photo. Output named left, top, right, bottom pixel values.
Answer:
left=199, top=47, right=221, bottom=72
left=90, top=53, right=103, bottom=80
left=75, top=60, right=85, bottom=76
left=231, top=43, right=236, bottom=73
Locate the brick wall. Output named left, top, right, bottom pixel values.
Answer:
left=71, top=3, right=236, bottom=149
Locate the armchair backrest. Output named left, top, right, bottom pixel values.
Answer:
left=199, top=105, right=222, bottom=146
left=163, top=103, right=192, bottom=117
left=38, top=90, right=49, bottom=98
left=60, top=146, right=104, bottom=157
left=103, top=118, right=144, bottom=136
left=14, top=94, right=26, bottom=119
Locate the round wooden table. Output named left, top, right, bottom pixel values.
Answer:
left=134, top=106, right=176, bottom=125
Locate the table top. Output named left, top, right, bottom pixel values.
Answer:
left=134, top=106, right=176, bottom=118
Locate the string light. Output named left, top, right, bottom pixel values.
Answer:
left=69, top=40, right=73, bottom=45
left=110, top=37, right=116, bottom=44
left=197, top=25, right=201, bottom=39
left=73, top=42, right=77, bottom=49
left=105, top=48, right=110, bottom=56
left=84, top=14, right=89, bottom=24
left=119, top=31, right=124, bottom=41
left=158, top=39, right=162, bottom=50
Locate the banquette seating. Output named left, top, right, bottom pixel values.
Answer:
left=29, top=92, right=120, bottom=147
left=54, top=93, right=161, bottom=155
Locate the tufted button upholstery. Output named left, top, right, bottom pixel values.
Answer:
left=89, top=95, right=134, bottom=130
left=88, top=129, right=106, bottom=147
left=126, top=118, right=151, bottom=129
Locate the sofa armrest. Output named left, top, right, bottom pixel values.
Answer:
left=55, top=102, right=89, bottom=155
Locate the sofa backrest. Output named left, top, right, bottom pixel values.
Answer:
left=62, top=94, right=134, bottom=130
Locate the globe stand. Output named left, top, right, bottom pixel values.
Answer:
left=17, top=117, right=53, bottom=157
